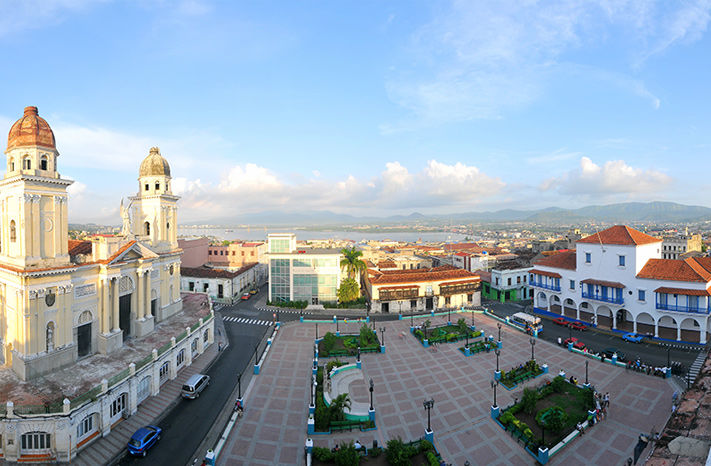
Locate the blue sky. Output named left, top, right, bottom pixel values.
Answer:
left=1, top=0, right=710, bottom=223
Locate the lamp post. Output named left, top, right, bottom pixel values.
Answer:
left=497, top=322, right=502, bottom=341
left=471, top=309, right=475, bottom=326
left=380, top=327, right=386, bottom=345
left=311, top=374, right=315, bottom=406
left=448, top=307, right=451, bottom=323
left=336, top=316, right=339, bottom=333
left=315, top=322, right=319, bottom=339
left=357, top=346, right=361, bottom=362
left=411, top=312, right=414, bottom=328
left=667, top=346, right=671, bottom=368
left=530, top=337, right=536, bottom=361
left=423, top=398, right=435, bottom=431
left=254, top=343, right=259, bottom=365
left=495, top=348, right=501, bottom=372
left=369, top=378, right=374, bottom=410
left=237, top=371, right=242, bottom=399
left=569, top=323, right=572, bottom=341
left=585, top=360, right=589, bottom=385
left=490, top=380, right=498, bottom=408
left=465, top=331, right=469, bottom=349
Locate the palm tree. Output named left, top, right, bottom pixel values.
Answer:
left=329, top=393, right=352, bottom=421
left=340, top=247, right=366, bottom=280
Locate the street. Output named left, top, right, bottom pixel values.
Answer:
left=484, top=300, right=701, bottom=371
left=117, top=291, right=271, bottom=465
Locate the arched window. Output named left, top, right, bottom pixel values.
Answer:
left=166, top=222, right=170, bottom=231
left=46, top=322, right=55, bottom=352
left=40, top=156, right=48, bottom=170
left=10, top=220, right=16, bottom=242
left=9, top=157, right=14, bottom=171
left=145, top=184, right=149, bottom=191
left=155, top=182, right=160, bottom=190
left=24, top=157, right=31, bottom=170
left=144, top=221, right=150, bottom=235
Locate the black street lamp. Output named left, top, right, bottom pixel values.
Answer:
left=541, top=421, right=546, bottom=448
left=490, top=380, right=498, bottom=408
left=497, top=323, right=502, bottom=341
left=311, top=374, right=316, bottom=406
left=568, top=323, right=572, bottom=341
left=471, top=309, right=475, bottom=326
left=423, top=398, right=435, bottom=431
left=411, top=312, right=414, bottom=328
left=237, top=371, right=242, bottom=399
left=380, top=327, right=386, bottom=345
left=315, top=323, right=319, bottom=339
left=369, top=378, right=374, bottom=410
left=357, top=346, right=361, bottom=362
left=336, top=316, right=339, bottom=333
left=448, top=307, right=451, bottom=323
left=495, top=348, right=500, bottom=372
left=254, top=343, right=259, bottom=365
left=529, top=337, right=536, bottom=361
left=465, top=331, right=469, bottom=349
left=585, top=360, right=589, bottom=385
left=667, top=346, right=671, bottom=368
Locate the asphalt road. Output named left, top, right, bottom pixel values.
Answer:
left=117, top=291, right=271, bottom=465
left=485, top=300, right=701, bottom=371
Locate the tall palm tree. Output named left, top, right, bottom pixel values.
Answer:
left=329, top=393, right=352, bottom=421
left=340, top=247, right=366, bottom=280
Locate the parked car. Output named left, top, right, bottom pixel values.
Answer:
left=622, top=332, right=643, bottom=343
left=127, top=425, right=162, bottom=457
left=568, top=321, right=587, bottom=331
left=601, top=348, right=626, bottom=362
left=249, top=288, right=258, bottom=295
left=553, top=317, right=567, bottom=326
left=564, top=337, right=578, bottom=346
left=241, top=292, right=251, bottom=301
left=573, top=340, right=586, bottom=350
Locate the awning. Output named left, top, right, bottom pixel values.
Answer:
left=654, top=287, right=711, bottom=296
left=581, top=278, right=625, bottom=289
left=530, top=269, right=562, bottom=279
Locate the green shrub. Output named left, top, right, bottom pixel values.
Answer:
left=314, top=395, right=331, bottom=431
left=551, top=375, right=567, bottom=393
left=521, top=388, right=538, bottom=415
left=446, top=333, right=457, bottom=342
left=334, top=443, right=359, bottom=466
left=415, top=329, right=424, bottom=339
left=426, top=451, right=440, bottom=466
left=385, top=437, right=416, bottom=466
left=537, top=405, right=567, bottom=432
left=369, top=446, right=382, bottom=457
left=472, top=330, right=483, bottom=338
left=499, top=411, right=515, bottom=426
left=418, top=439, right=434, bottom=452
left=313, top=447, right=334, bottom=462
left=322, top=332, right=337, bottom=353
left=326, top=359, right=344, bottom=373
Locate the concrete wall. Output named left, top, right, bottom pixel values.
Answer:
left=178, top=238, right=209, bottom=268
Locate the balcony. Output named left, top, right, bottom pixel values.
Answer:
left=529, top=280, right=561, bottom=292
left=581, top=291, right=623, bottom=305
left=379, top=289, right=419, bottom=301
left=656, top=303, right=710, bottom=315
left=440, top=282, right=481, bottom=296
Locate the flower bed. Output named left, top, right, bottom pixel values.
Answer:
left=413, top=318, right=481, bottom=345
left=496, top=376, right=595, bottom=453
left=499, top=360, right=544, bottom=389
left=318, top=324, right=380, bottom=357
left=314, top=362, right=375, bottom=433
left=312, top=438, right=442, bottom=465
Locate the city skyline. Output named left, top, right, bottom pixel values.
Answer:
left=1, top=1, right=710, bottom=223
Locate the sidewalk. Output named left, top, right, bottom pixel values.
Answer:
left=72, top=317, right=226, bottom=466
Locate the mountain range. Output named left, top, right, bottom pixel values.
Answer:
left=187, top=201, right=711, bottom=226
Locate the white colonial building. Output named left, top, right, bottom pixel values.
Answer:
left=530, top=225, right=711, bottom=344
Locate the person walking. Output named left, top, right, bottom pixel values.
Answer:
left=604, top=392, right=610, bottom=408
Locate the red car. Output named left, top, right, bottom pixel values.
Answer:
left=564, top=337, right=578, bottom=346
left=573, top=340, right=586, bottom=350
left=568, top=321, right=587, bottom=331
left=553, top=317, right=567, bottom=326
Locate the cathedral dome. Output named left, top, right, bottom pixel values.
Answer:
left=7, top=106, right=56, bottom=150
left=139, top=147, right=171, bottom=177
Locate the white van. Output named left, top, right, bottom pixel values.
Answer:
left=181, top=374, right=210, bottom=399
left=511, top=312, right=543, bottom=332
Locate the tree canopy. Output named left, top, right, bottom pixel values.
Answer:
left=340, top=247, right=366, bottom=280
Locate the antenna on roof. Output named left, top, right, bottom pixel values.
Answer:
left=595, top=223, right=606, bottom=253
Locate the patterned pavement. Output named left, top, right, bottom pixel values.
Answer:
left=218, top=314, right=675, bottom=465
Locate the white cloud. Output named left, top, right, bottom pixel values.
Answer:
left=385, top=0, right=709, bottom=127
left=540, top=156, right=672, bottom=197
left=0, top=0, right=107, bottom=37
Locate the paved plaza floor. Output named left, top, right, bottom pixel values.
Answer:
left=218, top=314, right=675, bottom=465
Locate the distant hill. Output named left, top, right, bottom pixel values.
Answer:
left=183, top=201, right=711, bottom=227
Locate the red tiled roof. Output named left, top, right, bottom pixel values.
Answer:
left=242, top=242, right=264, bottom=247
left=378, top=285, right=420, bottom=291
left=473, top=269, right=491, bottom=282
left=377, top=260, right=397, bottom=269
left=577, top=225, right=660, bottom=246
left=369, top=265, right=479, bottom=285
left=637, top=258, right=711, bottom=283
left=68, top=240, right=92, bottom=256
left=534, top=250, right=576, bottom=270
left=654, top=286, right=711, bottom=296
left=439, top=278, right=480, bottom=287
left=182, top=263, right=257, bottom=279
left=530, top=269, right=562, bottom=279
left=581, top=278, right=625, bottom=288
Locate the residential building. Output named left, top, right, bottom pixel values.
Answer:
left=452, top=251, right=489, bottom=273
left=662, top=230, right=702, bottom=259
left=207, top=240, right=267, bottom=269
left=364, top=264, right=481, bottom=313
left=530, top=225, right=711, bottom=343
left=267, top=233, right=343, bottom=305
left=179, top=237, right=209, bottom=267
left=480, top=259, right=533, bottom=303
left=181, top=263, right=259, bottom=303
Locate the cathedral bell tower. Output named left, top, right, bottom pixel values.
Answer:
left=0, top=106, right=72, bottom=268
left=129, top=147, right=179, bottom=253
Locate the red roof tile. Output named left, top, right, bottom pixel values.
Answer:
left=534, top=250, right=576, bottom=270
left=577, top=225, right=660, bottom=246
left=530, top=269, right=562, bottom=279
left=637, top=258, right=711, bottom=282
left=68, top=240, right=92, bottom=257
left=369, top=265, right=479, bottom=285
left=654, top=286, right=711, bottom=296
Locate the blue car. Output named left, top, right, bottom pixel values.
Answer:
left=622, top=333, right=643, bottom=343
left=127, top=425, right=162, bottom=457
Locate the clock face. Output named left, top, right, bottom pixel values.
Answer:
left=45, top=292, right=56, bottom=307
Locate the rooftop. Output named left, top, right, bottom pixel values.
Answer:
left=637, top=257, right=711, bottom=283
left=368, top=264, right=479, bottom=285
left=181, top=263, right=257, bottom=279
left=534, top=249, right=577, bottom=270
left=577, top=225, right=660, bottom=246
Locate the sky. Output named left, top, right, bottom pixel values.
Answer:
left=1, top=0, right=710, bottom=224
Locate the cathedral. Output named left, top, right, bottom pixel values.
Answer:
left=0, top=106, right=182, bottom=380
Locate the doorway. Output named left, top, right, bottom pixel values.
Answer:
left=382, top=302, right=389, bottom=313
left=425, top=297, right=433, bottom=311
left=77, top=322, right=91, bottom=357
left=119, top=294, right=131, bottom=341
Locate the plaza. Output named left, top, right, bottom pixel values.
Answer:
left=219, top=312, right=675, bottom=465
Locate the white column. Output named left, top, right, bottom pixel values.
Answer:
left=612, top=311, right=617, bottom=330
left=654, top=320, right=659, bottom=338
left=112, top=278, right=120, bottom=332
left=101, top=279, right=110, bottom=334
left=137, top=272, right=144, bottom=320
left=633, top=318, right=637, bottom=334
left=145, top=270, right=152, bottom=317
left=677, top=324, right=681, bottom=341
left=701, top=317, right=708, bottom=344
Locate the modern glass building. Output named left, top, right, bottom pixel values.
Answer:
left=267, top=233, right=343, bottom=304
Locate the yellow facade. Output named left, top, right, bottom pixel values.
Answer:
left=0, top=107, right=182, bottom=380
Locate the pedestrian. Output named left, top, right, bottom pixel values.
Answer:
left=604, top=392, right=610, bottom=408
